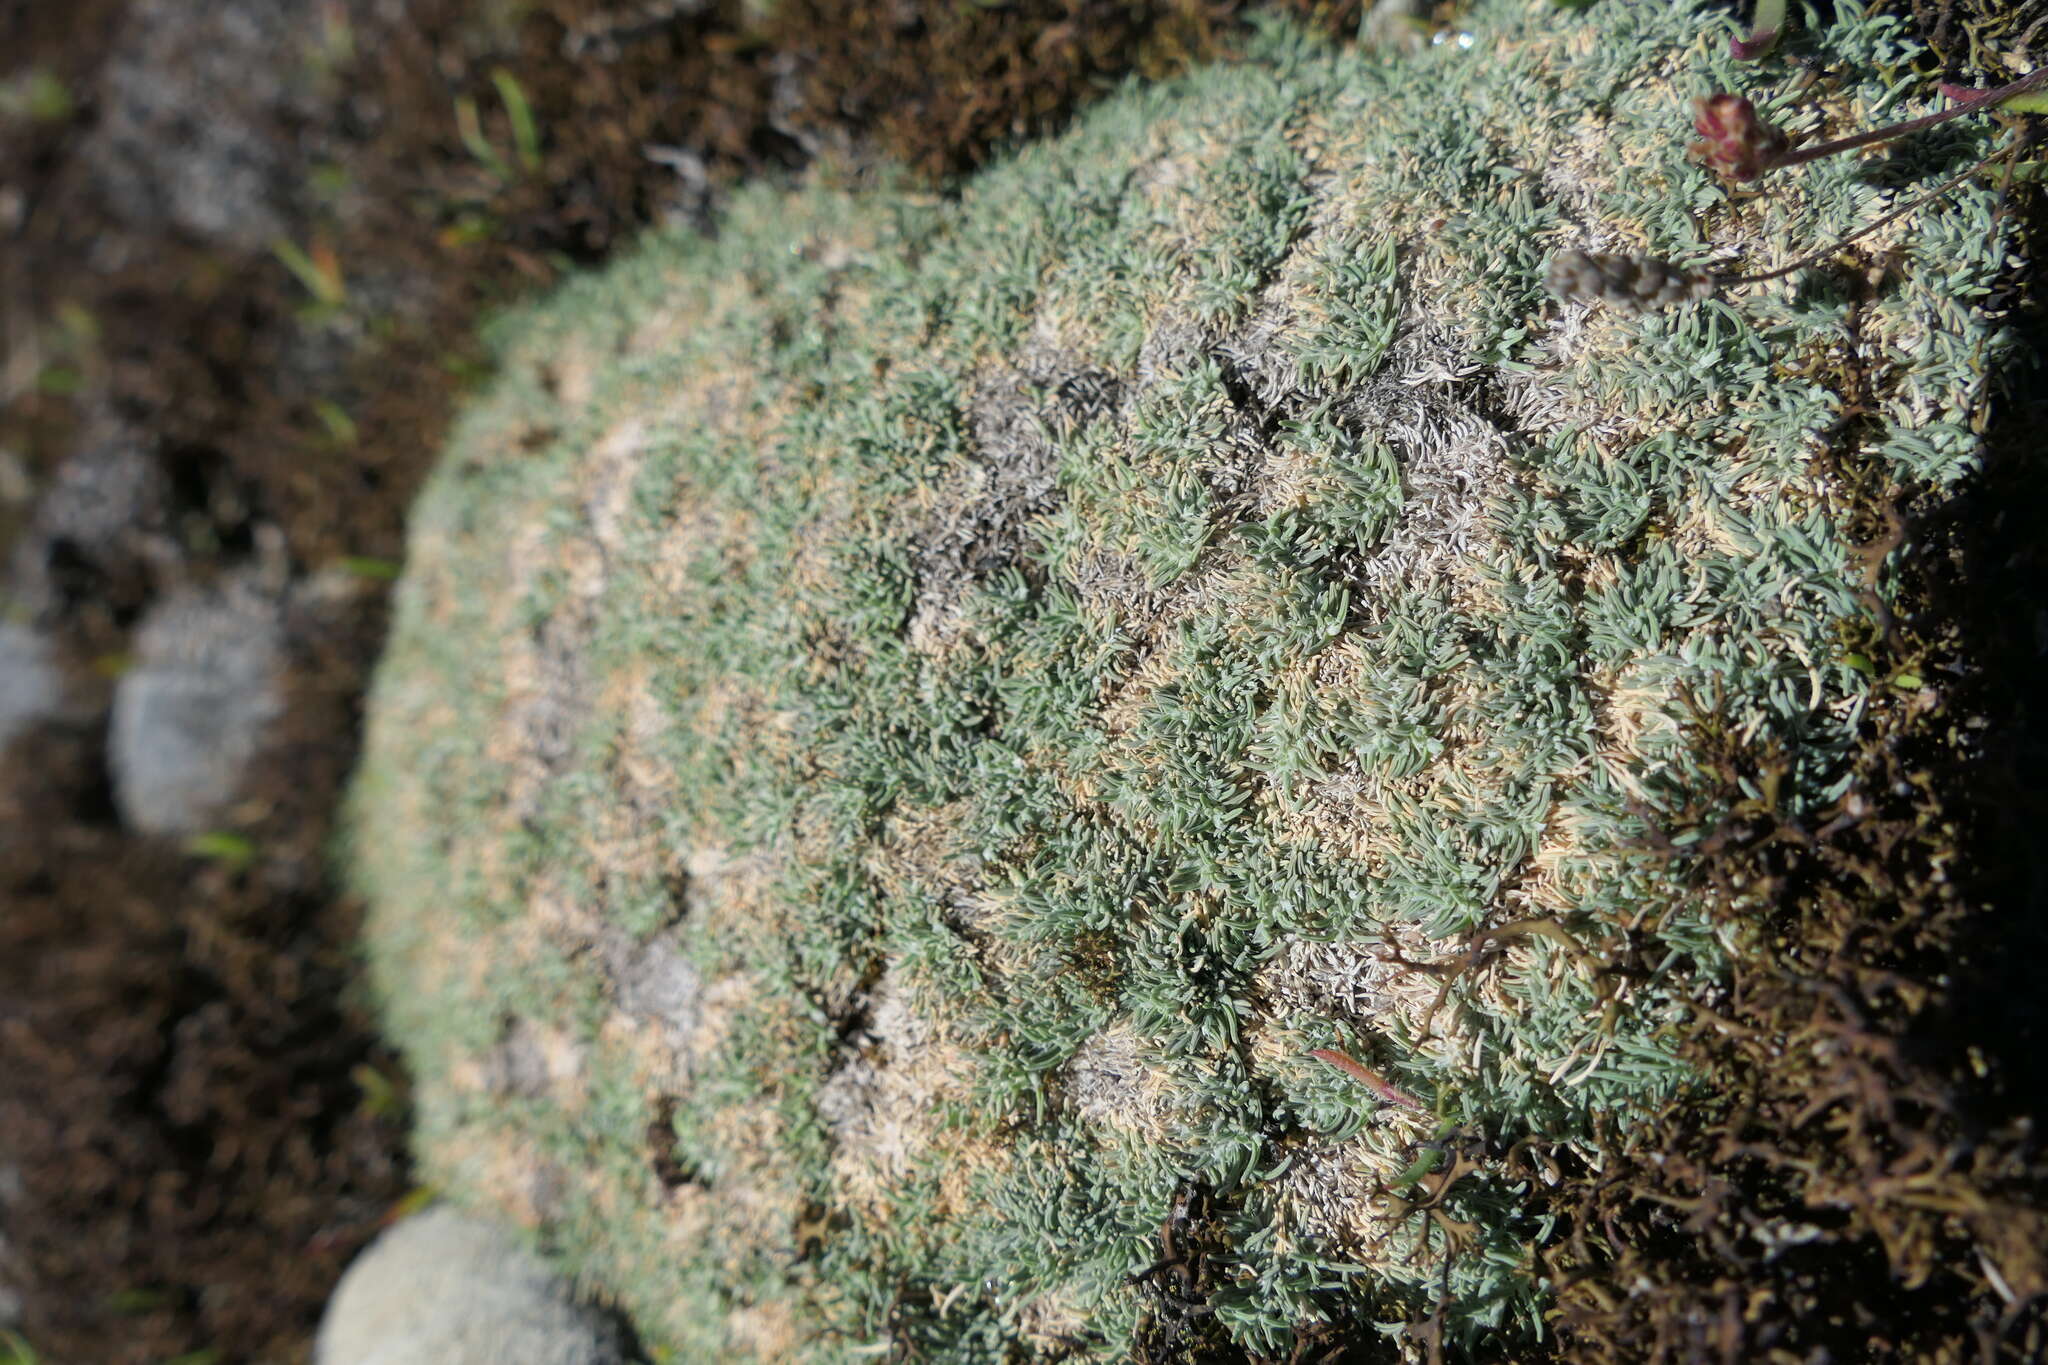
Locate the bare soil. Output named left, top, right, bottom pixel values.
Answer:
left=0, top=2, right=1360, bottom=1360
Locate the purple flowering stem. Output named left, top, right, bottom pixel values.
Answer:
left=1769, top=66, right=2048, bottom=171
left=1718, top=146, right=2007, bottom=286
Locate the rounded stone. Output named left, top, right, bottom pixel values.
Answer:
left=0, top=625, right=66, bottom=752
left=108, top=580, right=284, bottom=835
left=315, top=1206, right=626, bottom=1365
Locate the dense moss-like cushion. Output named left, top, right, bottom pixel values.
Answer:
left=348, top=2, right=2015, bottom=1357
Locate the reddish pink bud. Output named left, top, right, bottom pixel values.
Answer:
left=1728, top=27, right=1781, bottom=61
left=1689, top=93, right=1789, bottom=180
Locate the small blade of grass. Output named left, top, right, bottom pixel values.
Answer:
left=339, top=555, right=402, bottom=581
left=54, top=300, right=99, bottom=345
left=308, top=161, right=352, bottom=200
left=352, top=1062, right=402, bottom=1117
left=386, top=1186, right=439, bottom=1222
left=0, top=68, right=73, bottom=122
left=311, top=4, right=356, bottom=70
left=312, top=398, right=358, bottom=447
left=105, top=1288, right=175, bottom=1315
left=187, top=830, right=257, bottom=871
left=491, top=68, right=543, bottom=174
left=271, top=237, right=347, bottom=307
left=437, top=211, right=501, bottom=250
left=455, top=95, right=514, bottom=181
left=34, top=365, right=82, bottom=396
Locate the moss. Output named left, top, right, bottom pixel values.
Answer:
left=348, top=2, right=2026, bottom=1358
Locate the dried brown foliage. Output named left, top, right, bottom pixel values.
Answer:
left=1511, top=193, right=2048, bottom=1365
left=0, top=744, right=413, bottom=1363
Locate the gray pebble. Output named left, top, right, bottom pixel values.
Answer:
left=0, top=625, right=66, bottom=752
left=8, top=426, right=175, bottom=620
left=108, top=580, right=284, bottom=835
left=316, top=1207, right=627, bottom=1365
left=83, top=0, right=318, bottom=250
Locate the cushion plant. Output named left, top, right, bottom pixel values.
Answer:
left=347, top=1, right=2022, bottom=1356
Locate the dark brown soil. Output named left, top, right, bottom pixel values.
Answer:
left=0, top=2, right=1357, bottom=1361
left=1, top=1, right=2042, bottom=1363
left=1496, top=10, right=2048, bottom=1359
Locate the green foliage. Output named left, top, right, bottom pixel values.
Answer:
left=0, top=68, right=72, bottom=122
left=348, top=1, right=2016, bottom=1359
left=185, top=831, right=257, bottom=872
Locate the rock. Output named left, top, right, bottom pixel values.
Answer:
left=315, top=1207, right=626, bottom=1365
left=0, top=625, right=67, bottom=752
left=108, top=579, right=284, bottom=835
left=7, top=424, right=176, bottom=621
left=83, top=0, right=321, bottom=250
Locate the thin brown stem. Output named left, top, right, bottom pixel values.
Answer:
left=1769, top=66, right=2047, bottom=171
left=1715, top=141, right=2011, bottom=287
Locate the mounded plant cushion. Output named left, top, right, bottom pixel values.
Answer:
left=348, top=2, right=2018, bottom=1357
